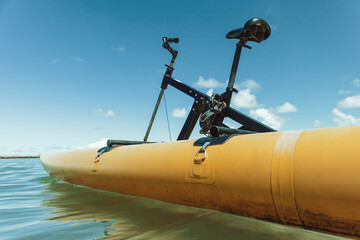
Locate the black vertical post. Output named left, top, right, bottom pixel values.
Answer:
left=224, top=41, right=243, bottom=106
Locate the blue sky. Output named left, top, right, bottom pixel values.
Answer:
left=0, top=0, right=359, bottom=155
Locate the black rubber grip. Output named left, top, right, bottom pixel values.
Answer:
left=167, top=38, right=179, bottom=43
left=107, top=139, right=154, bottom=147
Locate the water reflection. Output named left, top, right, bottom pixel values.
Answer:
left=41, top=178, right=347, bottom=239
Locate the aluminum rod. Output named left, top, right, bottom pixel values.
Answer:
left=144, top=88, right=165, bottom=141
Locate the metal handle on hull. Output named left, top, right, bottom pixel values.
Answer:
left=194, top=141, right=210, bottom=163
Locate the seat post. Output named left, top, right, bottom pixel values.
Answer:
left=224, top=40, right=244, bottom=106
left=223, top=18, right=271, bottom=106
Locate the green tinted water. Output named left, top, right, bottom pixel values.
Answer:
left=0, top=158, right=349, bottom=239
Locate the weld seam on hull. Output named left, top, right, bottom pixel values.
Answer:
left=271, top=131, right=303, bottom=226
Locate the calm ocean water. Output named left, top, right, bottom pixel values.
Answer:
left=0, top=158, right=349, bottom=240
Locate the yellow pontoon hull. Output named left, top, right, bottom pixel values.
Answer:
left=40, top=126, right=360, bottom=238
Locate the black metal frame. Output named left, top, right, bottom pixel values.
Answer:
left=160, top=75, right=275, bottom=141
left=144, top=23, right=276, bottom=142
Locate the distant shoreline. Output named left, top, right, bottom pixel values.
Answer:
left=0, top=156, right=40, bottom=159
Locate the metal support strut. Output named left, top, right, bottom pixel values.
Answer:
left=144, top=88, right=166, bottom=141
left=143, top=37, right=179, bottom=142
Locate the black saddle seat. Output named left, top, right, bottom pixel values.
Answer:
left=226, top=18, right=271, bottom=43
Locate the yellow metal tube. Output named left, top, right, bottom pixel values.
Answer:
left=41, top=126, right=360, bottom=238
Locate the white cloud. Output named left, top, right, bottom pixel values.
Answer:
left=171, top=108, right=187, bottom=118
left=74, top=57, right=85, bottom=63
left=94, top=108, right=116, bottom=117
left=0, top=138, right=111, bottom=156
left=239, top=79, right=261, bottom=91
left=106, top=110, right=115, bottom=117
left=250, top=108, right=283, bottom=130
left=87, top=138, right=108, bottom=148
left=232, top=89, right=261, bottom=109
left=206, top=89, right=214, bottom=96
left=194, top=76, right=223, bottom=88
left=0, top=146, right=7, bottom=151
left=314, top=120, right=321, bottom=127
left=45, top=139, right=108, bottom=152
left=351, top=78, right=360, bottom=88
left=112, top=46, right=125, bottom=53
left=338, top=95, right=360, bottom=108
left=0, top=144, right=77, bottom=156
left=339, top=90, right=352, bottom=94
left=332, top=108, right=360, bottom=126
left=195, top=78, right=295, bottom=129
left=51, top=58, right=61, bottom=64
left=45, top=144, right=75, bottom=151
left=276, top=102, right=298, bottom=113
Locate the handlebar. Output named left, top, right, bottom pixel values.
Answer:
left=162, top=37, right=179, bottom=48
left=167, top=37, right=179, bottom=43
